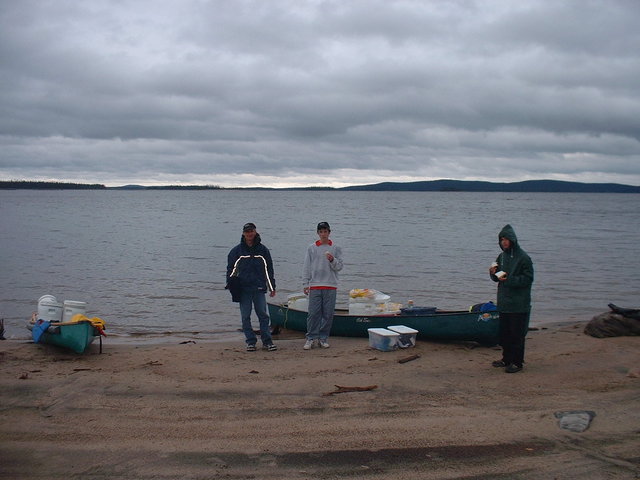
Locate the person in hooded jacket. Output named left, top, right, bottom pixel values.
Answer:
left=227, top=222, right=277, bottom=352
left=489, top=224, right=534, bottom=373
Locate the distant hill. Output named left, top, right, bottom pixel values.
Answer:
left=339, top=179, right=640, bottom=193
left=109, top=184, right=148, bottom=190
left=2, top=179, right=639, bottom=192
left=110, top=185, right=221, bottom=190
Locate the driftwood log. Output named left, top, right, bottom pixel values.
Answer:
left=398, top=354, right=421, bottom=364
left=323, top=385, right=378, bottom=396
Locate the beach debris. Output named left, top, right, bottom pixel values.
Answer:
left=323, top=384, right=378, bottom=396
left=249, top=370, right=259, bottom=374
left=0, top=318, right=5, bottom=340
left=145, top=360, right=163, bottom=366
left=608, top=303, right=640, bottom=320
left=398, top=354, right=421, bottom=364
left=584, top=304, right=640, bottom=338
left=179, top=340, right=196, bottom=344
left=554, top=410, right=596, bottom=432
left=19, top=372, right=30, bottom=379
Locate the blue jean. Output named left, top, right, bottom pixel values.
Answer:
left=239, top=288, right=273, bottom=346
left=306, top=289, right=337, bottom=340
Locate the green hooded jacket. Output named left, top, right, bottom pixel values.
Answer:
left=491, top=224, right=534, bottom=313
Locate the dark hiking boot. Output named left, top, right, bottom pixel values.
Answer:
left=505, top=363, right=523, bottom=373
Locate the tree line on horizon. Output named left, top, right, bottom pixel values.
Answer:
left=0, top=180, right=107, bottom=189
left=1, top=179, right=638, bottom=193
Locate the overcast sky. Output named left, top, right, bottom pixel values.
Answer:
left=1, top=0, right=639, bottom=187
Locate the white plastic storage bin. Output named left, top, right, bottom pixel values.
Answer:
left=387, top=325, right=418, bottom=348
left=349, top=302, right=387, bottom=315
left=367, top=328, right=399, bottom=352
left=62, top=300, right=87, bottom=322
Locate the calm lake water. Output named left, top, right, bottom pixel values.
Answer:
left=1, top=190, right=638, bottom=343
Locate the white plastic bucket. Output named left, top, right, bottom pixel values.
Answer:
left=38, top=294, right=57, bottom=303
left=38, top=295, right=63, bottom=322
left=62, top=300, right=87, bottom=322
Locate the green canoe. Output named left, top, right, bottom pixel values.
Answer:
left=30, top=319, right=103, bottom=353
left=268, top=302, right=500, bottom=345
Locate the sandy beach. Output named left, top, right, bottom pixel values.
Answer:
left=1, top=322, right=639, bottom=479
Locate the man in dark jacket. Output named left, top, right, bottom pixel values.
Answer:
left=227, top=222, right=277, bottom=352
left=489, top=224, right=534, bottom=373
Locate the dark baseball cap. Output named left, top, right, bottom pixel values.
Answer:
left=243, top=222, right=257, bottom=231
left=317, top=221, right=331, bottom=231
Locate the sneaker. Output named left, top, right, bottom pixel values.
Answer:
left=265, top=343, right=277, bottom=351
left=303, top=339, right=314, bottom=350
left=505, top=363, right=523, bottom=373
left=246, top=344, right=257, bottom=352
left=492, top=360, right=506, bottom=368
left=319, top=339, right=330, bottom=349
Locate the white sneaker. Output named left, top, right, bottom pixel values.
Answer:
left=319, top=339, right=330, bottom=349
left=303, top=339, right=314, bottom=350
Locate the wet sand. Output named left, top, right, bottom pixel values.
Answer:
left=1, top=322, right=639, bottom=479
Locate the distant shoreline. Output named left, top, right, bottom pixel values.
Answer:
left=1, top=179, right=639, bottom=193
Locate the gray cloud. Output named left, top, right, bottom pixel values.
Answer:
left=1, top=0, right=639, bottom=187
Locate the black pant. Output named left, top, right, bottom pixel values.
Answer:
left=499, top=312, right=529, bottom=367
